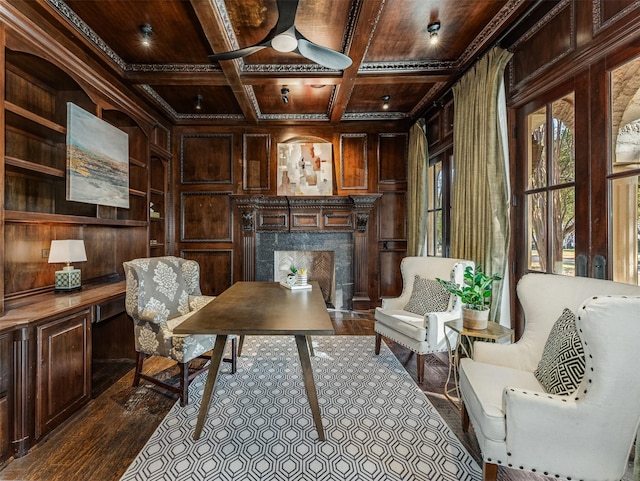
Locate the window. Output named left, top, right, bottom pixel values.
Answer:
left=525, top=93, right=576, bottom=275
left=610, top=55, right=640, bottom=286
left=426, top=150, right=452, bottom=257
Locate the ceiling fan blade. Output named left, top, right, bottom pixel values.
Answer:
left=209, top=45, right=267, bottom=62
left=209, top=0, right=298, bottom=62
left=274, top=0, right=300, bottom=33
left=297, top=37, right=352, bottom=70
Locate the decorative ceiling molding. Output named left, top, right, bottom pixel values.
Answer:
left=341, top=111, right=408, bottom=121
left=140, top=84, right=244, bottom=121
left=128, top=63, right=222, bottom=73
left=359, top=60, right=456, bottom=73
left=456, top=0, right=525, bottom=67
left=409, top=82, right=448, bottom=117
left=45, top=0, right=126, bottom=70
left=259, top=113, right=330, bottom=121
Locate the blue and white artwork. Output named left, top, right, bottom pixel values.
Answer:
left=66, top=103, right=129, bottom=208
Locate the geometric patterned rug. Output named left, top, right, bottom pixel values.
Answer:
left=119, top=336, right=481, bottom=481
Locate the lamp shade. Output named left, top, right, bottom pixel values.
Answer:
left=48, top=239, right=87, bottom=264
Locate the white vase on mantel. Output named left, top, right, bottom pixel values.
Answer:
left=462, top=307, right=489, bottom=330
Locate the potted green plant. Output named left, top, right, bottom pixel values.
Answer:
left=437, top=265, right=502, bottom=330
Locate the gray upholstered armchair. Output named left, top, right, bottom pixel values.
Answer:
left=123, top=256, right=237, bottom=406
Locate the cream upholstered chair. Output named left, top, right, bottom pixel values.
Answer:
left=123, top=256, right=237, bottom=406
left=374, top=256, right=474, bottom=382
left=459, top=273, right=640, bottom=481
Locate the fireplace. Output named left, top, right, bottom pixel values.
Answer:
left=260, top=237, right=351, bottom=308
left=233, top=194, right=381, bottom=310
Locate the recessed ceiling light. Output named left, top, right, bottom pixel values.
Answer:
left=140, top=24, right=153, bottom=47
left=427, top=21, right=441, bottom=45
left=381, top=95, right=390, bottom=110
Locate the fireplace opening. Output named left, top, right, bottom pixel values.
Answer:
left=274, top=250, right=335, bottom=306
left=255, top=231, right=353, bottom=310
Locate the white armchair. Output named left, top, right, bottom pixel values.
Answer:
left=374, top=256, right=474, bottom=382
left=459, top=273, right=640, bottom=481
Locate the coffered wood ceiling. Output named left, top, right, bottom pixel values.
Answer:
left=25, top=0, right=539, bottom=126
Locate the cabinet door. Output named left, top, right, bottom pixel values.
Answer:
left=36, top=309, right=91, bottom=439
left=0, top=333, right=11, bottom=464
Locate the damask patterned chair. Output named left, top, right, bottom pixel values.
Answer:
left=459, top=273, right=640, bottom=481
left=374, top=256, right=474, bottom=383
left=123, top=256, right=237, bottom=406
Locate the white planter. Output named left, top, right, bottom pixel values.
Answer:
left=296, top=273, right=308, bottom=285
left=462, top=307, right=489, bottom=330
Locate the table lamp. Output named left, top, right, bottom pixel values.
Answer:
left=48, top=239, right=87, bottom=291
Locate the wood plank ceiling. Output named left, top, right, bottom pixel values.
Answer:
left=31, top=0, right=535, bottom=126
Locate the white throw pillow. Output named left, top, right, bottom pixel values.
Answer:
left=404, top=275, right=451, bottom=315
left=534, top=308, right=585, bottom=396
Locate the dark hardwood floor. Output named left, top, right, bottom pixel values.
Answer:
left=0, top=311, right=634, bottom=481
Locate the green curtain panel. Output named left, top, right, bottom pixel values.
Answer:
left=451, top=47, right=512, bottom=321
left=407, top=119, right=428, bottom=257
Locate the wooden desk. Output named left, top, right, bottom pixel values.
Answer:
left=443, top=319, right=514, bottom=407
left=175, top=281, right=334, bottom=441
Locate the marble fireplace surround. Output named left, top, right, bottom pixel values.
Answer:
left=232, top=195, right=381, bottom=310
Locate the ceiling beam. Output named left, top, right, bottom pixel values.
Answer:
left=330, top=0, right=386, bottom=123
left=190, top=0, right=258, bottom=123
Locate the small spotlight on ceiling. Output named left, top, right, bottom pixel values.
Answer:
left=140, top=24, right=153, bottom=46
left=281, top=87, right=290, bottom=104
left=427, top=21, right=441, bottom=45
left=195, top=94, right=203, bottom=111
left=381, top=95, right=390, bottom=110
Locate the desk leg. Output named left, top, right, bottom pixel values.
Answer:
left=295, top=335, right=325, bottom=441
left=193, top=334, right=228, bottom=440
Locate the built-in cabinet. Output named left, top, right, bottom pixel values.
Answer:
left=0, top=282, right=125, bottom=463
left=35, top=308, right=91, bottom=439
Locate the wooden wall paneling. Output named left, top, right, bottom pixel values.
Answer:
left=594, top=0, right=639, bottom=33
left=378, top=133, right=408, bottom=184
left=242, top=133, right=271, bottom=191
left=587, top=58, right=610, bottom=276
left=4, top=224, right=54, bottom=294
left=180, top=191, right=232, bottom=242
left=378, top=250, right=405, bottom=300
left=339, top=133, right=368, bottom=191
left=116, top=227, right=148, bottom=274
left=426, top=111, right=441, bottom=147
left=180, top=249, right=233, bottom=296
left=81, top=226, right=117, bottom=280
left=378, top=192, right=406, bottom=241
left=509, top=1, right=576, bottom=92
left=180, top=133, right=233, bottom=184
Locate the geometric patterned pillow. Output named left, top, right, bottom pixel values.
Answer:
left=404, top=275, right=452, bottom=316
left=534, top=308, right=585, bottom=396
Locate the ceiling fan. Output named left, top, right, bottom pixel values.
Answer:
left=209, top=0, right=352, bottom=70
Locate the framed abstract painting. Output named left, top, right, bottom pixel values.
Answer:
left=277, top=141, right=333, bottom=196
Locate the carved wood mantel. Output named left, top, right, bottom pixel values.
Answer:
left=232, top=195, right=381, bottom=309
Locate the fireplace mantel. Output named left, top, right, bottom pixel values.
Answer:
left=232, top=195, right=381, bottom=309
